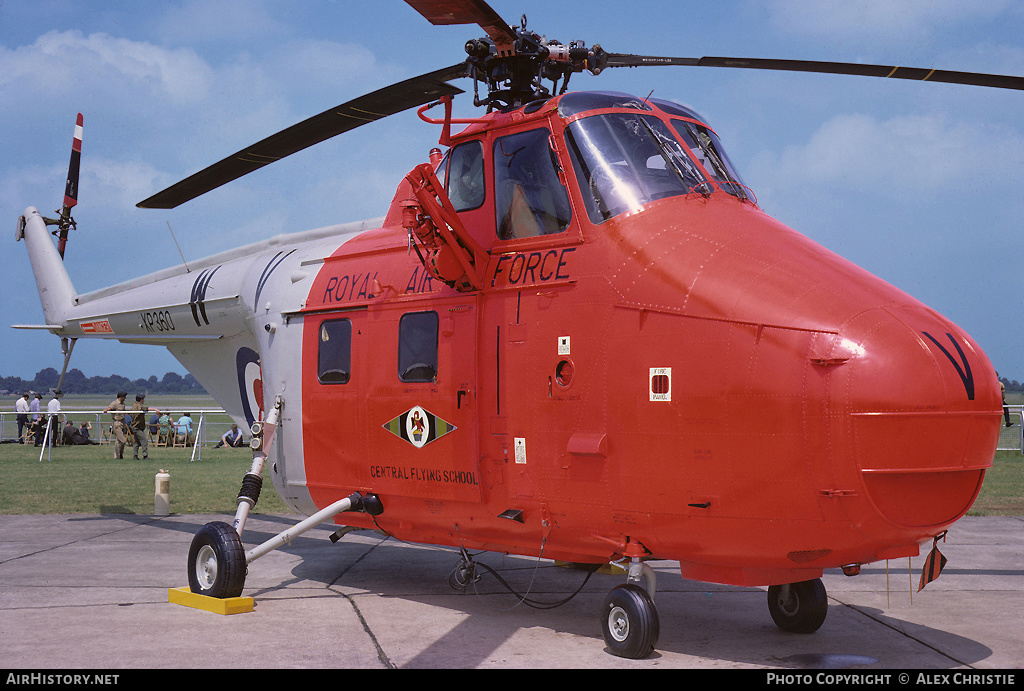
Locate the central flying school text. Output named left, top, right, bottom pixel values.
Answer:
left=370, top=465, right=479, bottom=486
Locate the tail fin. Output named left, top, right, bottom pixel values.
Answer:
left=16, top=207, right=77, bottom=329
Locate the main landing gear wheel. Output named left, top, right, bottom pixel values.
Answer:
left=767, top=578, right=828, bottom=633
left=188, top=521, right=246, bottom=598
left=601, top=584, right=660, bottom=659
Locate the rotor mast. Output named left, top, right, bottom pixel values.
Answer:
left=461, top=14, right=591, bottom=110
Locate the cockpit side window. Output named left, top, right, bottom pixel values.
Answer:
left=565, top=113, right=711, bottom=224
left=444, top=140, right=486, bottom=211
left=493, top=128, right=572, bottom=241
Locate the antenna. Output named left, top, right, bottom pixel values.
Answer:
left=166, top=221, right=190, bottom=272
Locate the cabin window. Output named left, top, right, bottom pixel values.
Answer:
left=493, top=128, right=572, bottom=240
left=317, top=318, right=352, bottom=384
left=443, top=140, right=486, bottom=211
left=398, top=311, right=438, bottom=382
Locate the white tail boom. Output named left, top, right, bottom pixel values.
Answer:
left=16, top=202, right=379, bottom=439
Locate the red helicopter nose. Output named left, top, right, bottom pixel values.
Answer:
left=838, top=305, right=999, bottom=531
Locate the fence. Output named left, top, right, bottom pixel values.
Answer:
left=997, top=406, right=1024, bottom=452
left=0, top=408, right=239, bottom=455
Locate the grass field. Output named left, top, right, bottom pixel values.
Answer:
left=970, top=450, right=1024, bottom=515
left=0, top=393, right=291, bottom=515
left=0, top=441, right=292, bottom=515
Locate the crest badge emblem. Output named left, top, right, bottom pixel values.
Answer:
left=383, top=406, right=456, bottom=448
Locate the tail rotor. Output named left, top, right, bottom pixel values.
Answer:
left=42, top=112, right=83, bottom=259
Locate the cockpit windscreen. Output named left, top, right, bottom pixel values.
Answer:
left=565, top=113, right=713, bottom=224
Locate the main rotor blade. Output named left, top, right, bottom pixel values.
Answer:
left=601, top=53, right=1024, bottom=91
left=404, top=0, right=515, bottom=45
left=137, top=63, right=467, bottom=209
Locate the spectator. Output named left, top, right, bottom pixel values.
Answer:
left=176, top=413, right=194, bottom=445
left=129, top=394, right=161, bottom=460
left=157, top=413, right=173, bottom=445
left=15, top=393, right=30, bottom=443
left=30, top=393, right=43, bottom=446
left=103, top=391, right=129, bottom=460
left=45, top=393, right=62, bottom=447
left=62, top=421, right=90, bottom=445
left=214, top=424, right=245, bottom=448
left=79, top=421, right=98, bottom=444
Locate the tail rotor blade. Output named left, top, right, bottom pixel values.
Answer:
left=47, top=112, right=83, bottom=259
left=63, top=113, right=83, bottom=211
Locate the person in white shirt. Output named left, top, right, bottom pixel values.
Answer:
left=45, top=394, right=62, bottom=447
left=214, top=424, right=245, bottom=448
left=15, top=393, right=30, bottom=443
left=30, top=393, right=43, bottom=446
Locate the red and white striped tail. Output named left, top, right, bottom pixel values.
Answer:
left=63, top=113, right=83, bottom=210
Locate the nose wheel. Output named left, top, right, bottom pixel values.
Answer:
left=767, top=578, right=828, bottom=633
left=601, top=583, right=660, bottom=659
left=187, top=521, right=246, bottom=598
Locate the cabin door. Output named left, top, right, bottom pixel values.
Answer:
left=363, top=295, right=482, bottom=503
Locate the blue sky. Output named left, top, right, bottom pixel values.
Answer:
left=2, top=0, right=1023, bottom=382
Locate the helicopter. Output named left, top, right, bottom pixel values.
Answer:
left=14, top=0, right=1020, bottom=659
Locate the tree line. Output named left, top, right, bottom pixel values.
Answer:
left=1, top=368, right=207, bottom=395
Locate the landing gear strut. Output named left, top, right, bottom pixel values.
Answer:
left=186, top=491, right=382, bottom=599
left=186, top=395, right=384, bottom=600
